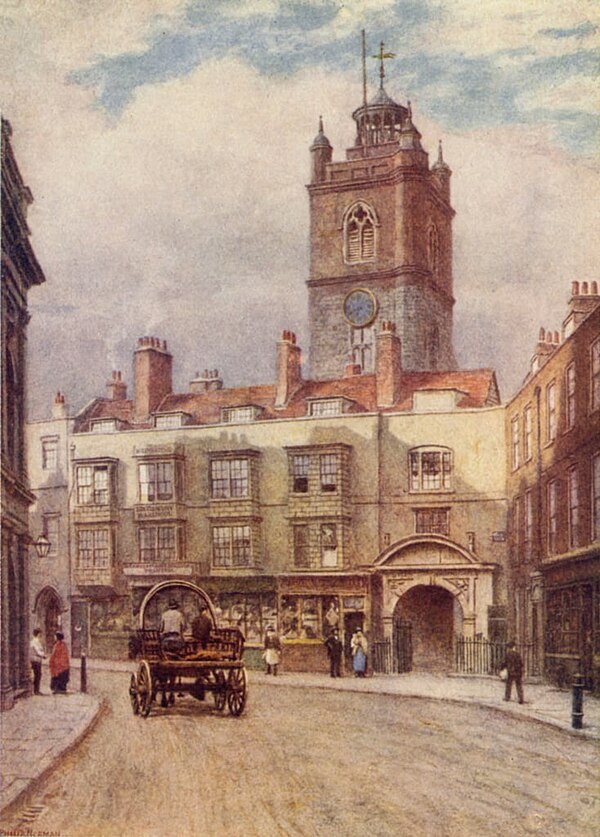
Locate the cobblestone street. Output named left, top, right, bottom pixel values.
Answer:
left=2, top=670, right=598, bottom=837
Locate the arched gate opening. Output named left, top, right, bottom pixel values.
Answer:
left=393, top=585, right=462, bottom=673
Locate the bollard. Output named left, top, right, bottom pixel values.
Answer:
left=80, top=652, right=87, bottom=693
left=571, top=672, right=583, bottom=729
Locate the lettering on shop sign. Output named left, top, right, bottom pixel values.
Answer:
left=491, top=531, right=506, bottom=542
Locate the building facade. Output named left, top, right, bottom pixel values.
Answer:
left=29, top=324, right=507, bottom=673
left=1, top=118, right=46, bottom=709
left=27, top=394, right=73, bottom=654
left=26, top=74, right=511, bottom=674
left=506, top=282, right=600, bottom=692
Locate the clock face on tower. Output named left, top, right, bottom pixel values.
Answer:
left=343, top=288, right=377, bottom=327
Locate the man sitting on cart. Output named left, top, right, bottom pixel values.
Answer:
left=160, top=599, right=186, bottom=655
left=191, top=603, right=212, bottom=649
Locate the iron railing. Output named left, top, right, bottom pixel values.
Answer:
left=371, top=639, right=393, bottom=674
left=454, top=637, right=539, bottom=678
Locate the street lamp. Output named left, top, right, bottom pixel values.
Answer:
left=32, top=534, right=51, bottom=558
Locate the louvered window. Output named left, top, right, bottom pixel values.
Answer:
left=344, top=203, right=376, bottom=263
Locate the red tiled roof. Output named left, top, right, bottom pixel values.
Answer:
left=74, top=368, right=498, bottom=431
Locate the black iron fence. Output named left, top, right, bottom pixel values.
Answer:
left=454, top=637, right=539, bottom=678
left=371, top=639, right=394, bottom=674
left=370, top=636, right=540, bottom=677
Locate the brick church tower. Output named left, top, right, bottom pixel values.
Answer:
left=307, top=51, right=456, bottom=378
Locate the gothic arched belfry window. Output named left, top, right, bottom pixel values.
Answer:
left=344, top=202, right=377, bottom=263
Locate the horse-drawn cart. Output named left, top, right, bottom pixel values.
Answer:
left=128, top=580, right=247, bottom=717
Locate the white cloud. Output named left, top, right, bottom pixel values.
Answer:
left=518, top=74, right=600, bottom=113
left=424, top=0, right=600, bottom=58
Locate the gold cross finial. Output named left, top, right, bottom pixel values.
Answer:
left=372, top=40, right=396, bottom=87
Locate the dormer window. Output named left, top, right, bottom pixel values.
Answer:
left=308, top=398, right=346, bottom=417
left=221, top=405, right=261, bottom=424
left=90, top=419, right=117, bottom=433
left=154, top=413, right=189, bottom=429
left=344, top=202, right=377, bottom=263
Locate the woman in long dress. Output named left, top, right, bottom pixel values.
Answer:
left=351, top=628, right=368, bottom=677
left=49, top=631, right=70, bottom=693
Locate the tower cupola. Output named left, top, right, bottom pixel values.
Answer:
left=352, top=42, right=410, bottom=148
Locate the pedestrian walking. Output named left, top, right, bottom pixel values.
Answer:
left=324, top=627, right=343, bottom=677
left=351, top=628, right=368, bottom=677
left=263, top=625, right=282, bottom=675
left=30, top=628, right=46, bottom=695
left=502, top=640, right=524, bottom=704
left=49, top=631, right=70, bottom=694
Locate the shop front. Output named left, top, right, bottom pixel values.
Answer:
left=277, top=574, right=371, bottom=673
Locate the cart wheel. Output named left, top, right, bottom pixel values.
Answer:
left=226, top=667, right=247, bottom=716
left=129, top=673, right=140, bottom=715
left=213, top=671, right=226, bottom=711
left=137, top=660, right=153, bottom=718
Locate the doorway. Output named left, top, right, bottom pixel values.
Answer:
left=394, top=585, right=458, bottom=672
left=35, top=587, right=62, bottom=653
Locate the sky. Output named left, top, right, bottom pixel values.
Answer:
left=1, top=0, right=599, bottom=419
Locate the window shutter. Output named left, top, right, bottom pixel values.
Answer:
left=362, top=222, right=374, bottom=258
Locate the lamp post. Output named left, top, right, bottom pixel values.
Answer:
left=32, top=534, right=51, bottom=558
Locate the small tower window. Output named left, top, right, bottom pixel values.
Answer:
left=344, top=203, right=377, bottom=264
left=350, top=326, right=374, bottom=372
left=428, top=225, right=439, bottom=277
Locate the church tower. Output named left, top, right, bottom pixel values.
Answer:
left=307, top=47, right=456, bottom=379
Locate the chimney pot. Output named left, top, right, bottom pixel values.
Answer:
left=582, top=282, right=589, bottom=295
left=539, top=327, right=545, bottom=341
left=572, top=281, right=579, bottom=296
left=592, top=281, right=598, bottom=295
left=554, top=331, right=560, bottom=344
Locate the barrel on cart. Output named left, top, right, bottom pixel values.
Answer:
left=128, top=580, right=247, bottom=717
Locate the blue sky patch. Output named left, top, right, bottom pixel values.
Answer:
left=67, top=1, right=599, bottom=156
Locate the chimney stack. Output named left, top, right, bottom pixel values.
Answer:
left=134, top=336, right=173, bottom=421
left=275, top=331, right=303, bottom=407
left=376, top=321, right=402, bottom=408
left=106, top=370, right=127, bottom=401
left=189, top=369, right=223, bottom=393
left=530, top=326, right=560, bottom=374
left=51, top=391, right=67, bottom=419
left=563, top=279, right=600, bottom=339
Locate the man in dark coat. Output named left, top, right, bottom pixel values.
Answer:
left=502, top=640, right=524, bottom=704
left=191, top=604, right=212, bottom=649
left=324, top=628, right=343, bottom=678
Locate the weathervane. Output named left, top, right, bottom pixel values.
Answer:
left=372, top=40, right=396, bottom=88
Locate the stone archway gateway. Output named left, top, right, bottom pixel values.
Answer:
left=375, top=535, right=498, bottom=673
left=393, top=585, right=460, bottom=672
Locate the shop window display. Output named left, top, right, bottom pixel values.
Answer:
left=281, top=595, right=341, bottom=640
left=214, top=593, right=277, bottom=645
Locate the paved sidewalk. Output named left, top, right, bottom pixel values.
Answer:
left=1, top=658, right=597, bottom=816
left=0, top=687, right=101, bottom=814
